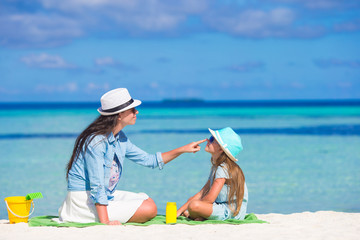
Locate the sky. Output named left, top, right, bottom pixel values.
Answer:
left=0, top=0, right=360, bottom=102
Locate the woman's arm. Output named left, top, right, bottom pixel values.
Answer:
left=96, top=204, right=121, bottom=225
left=125, top=138, right=207, bottom=169
left=177, top=180, right=210, bottom=217
left=162, top=139, right=207, bottom=164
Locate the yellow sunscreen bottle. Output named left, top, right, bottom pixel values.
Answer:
left=166, top=202, right=177, bottom=224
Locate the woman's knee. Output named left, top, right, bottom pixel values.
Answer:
left=143, top=198, right=157, bottom=218
left=129, top=197, right=157, bottom=223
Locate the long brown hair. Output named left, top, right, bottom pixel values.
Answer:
left=66, top=114, right=119, bottom=178
left=204, top=152, right=245, bottom=216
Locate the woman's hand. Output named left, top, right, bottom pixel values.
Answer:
left=96, top=204, right=122, bottom=226
left=106, top=220, right=122, bottom=225
left=181, top=139, right=207, bottom=153
left=162, top=139, right=207, bottom=164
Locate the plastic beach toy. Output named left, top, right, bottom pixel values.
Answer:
left=26, top=192, right=43, bottom=200
left=166, top=202, right=177, bottom=224
left=4, top=192, right=43, bottom=224
left=4, top=196, right=34, bottom=224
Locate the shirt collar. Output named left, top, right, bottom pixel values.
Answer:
left=107, top=132, right=116, bottom=144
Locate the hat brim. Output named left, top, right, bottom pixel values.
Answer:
left=208, top=128, right=238, bottom=162
left=97, top=99, right=142, bottom=116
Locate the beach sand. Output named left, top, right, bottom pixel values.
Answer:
left=1, top=211, right=359, bottom=240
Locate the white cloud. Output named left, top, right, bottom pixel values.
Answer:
left=334, top=20, right=360, bottom=32
left=67, top=82, right=78, bottom=92
left=21, top=53, right=75, bottom=69
left=290, top=82, right=305, bottom=89
left=94, top=57, right=139, bottom=72
left=150, top=82, right=159, bottom=89
left=204, top=8, right=296, bottom=38
left=86, top=82, right=110, bottom=92
left=269, top=8, right=295, bottom=25
left=337, top=81, right=353, bottom=88
left=41, top=0, right=142, bottom=12
left=39, top=0, right=207, bottom=32
left=0, top=0, right=209, bottom=48
left=0, top=13, right=83, bottom=47
left=226, top=62, right=265, bottom=72
left=35, top=82, right=78, bottom=93
left=95, top=57, right=116, bottom=66
left=40, top=0, right=207, bottom=14
left=0, top=87, right=20, bottom=95
left=314, top=59, right=360, bottom=69
left=267, top=0, right=360, bottom=9
left=120, top=13, right=186, bottom=32
left=0, top=0, right=358, bottom=48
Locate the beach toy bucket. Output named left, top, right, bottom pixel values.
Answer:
left=4, top=196, right=34, bottom=224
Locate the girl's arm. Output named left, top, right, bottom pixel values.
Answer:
left=162, top=139, right=207, bottom=164
left=96, top=204, right=121, bottom=225
left=201, top=178, right=226, bottom=203
left=177, top=180, right=210, bottom=217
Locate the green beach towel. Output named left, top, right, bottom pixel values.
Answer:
left=28, top=213, right=267, bottom=228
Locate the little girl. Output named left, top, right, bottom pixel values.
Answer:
left=177, top=127, right=248, bottom=221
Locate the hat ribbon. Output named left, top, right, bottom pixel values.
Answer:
left=102, top=98, right=134, bottom=113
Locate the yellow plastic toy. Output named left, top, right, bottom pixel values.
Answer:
left=4, top=192, right=42, bottom=224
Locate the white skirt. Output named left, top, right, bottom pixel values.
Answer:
left=58, top=190, right=149, bottom=223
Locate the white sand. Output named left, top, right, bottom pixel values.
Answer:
left=1, top=211, right=359, bottom=240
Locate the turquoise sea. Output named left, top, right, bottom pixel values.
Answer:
left=0, top=101, right=360, bottom=220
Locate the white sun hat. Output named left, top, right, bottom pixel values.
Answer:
left=208, top=127, right=243, bottom=162
left=97, top=88, right=141, bottom=116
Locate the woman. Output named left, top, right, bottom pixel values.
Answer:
left=177, top=127, right=248, bottom=221
left=59, top=88, right=206, bottom=225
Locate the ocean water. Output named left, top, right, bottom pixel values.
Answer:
left=0, top=101, right=360, bottom=220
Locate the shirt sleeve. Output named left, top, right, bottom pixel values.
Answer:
left=84, top=139, right=109, bottom=205
left=214, top=165, right=229, bottom=179
left=125, top=138, right=164, bottom=170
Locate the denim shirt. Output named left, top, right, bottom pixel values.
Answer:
left=67, top=131, right=164, bottom=205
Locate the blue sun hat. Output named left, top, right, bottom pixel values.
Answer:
left=208, top=127, right=243, bottom=162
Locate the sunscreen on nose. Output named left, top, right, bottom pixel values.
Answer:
left=166, top=202, right=177, bottom=224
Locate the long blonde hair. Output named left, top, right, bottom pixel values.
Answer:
left=203, top=152, right=245, bottom=216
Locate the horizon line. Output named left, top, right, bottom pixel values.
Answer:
left=1, top=99, right=360, bottom=110
left=0, top=98, right=360, bottom=104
